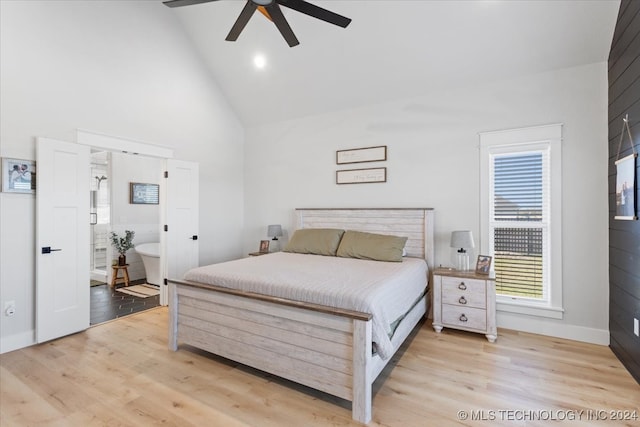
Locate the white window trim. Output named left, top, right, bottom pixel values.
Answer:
left=479, top=124, right=564, bottom=319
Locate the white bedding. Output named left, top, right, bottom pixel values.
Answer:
left=183, top=252, right=428, bottom=360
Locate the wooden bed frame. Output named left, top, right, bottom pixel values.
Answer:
left=168, top=208, right=435, bottom=424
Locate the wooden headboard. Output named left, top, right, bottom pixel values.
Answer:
left=293, top=208, right=435, bottom=269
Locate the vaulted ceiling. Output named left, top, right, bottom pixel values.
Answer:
left=166, top=0, right=620, bottom=126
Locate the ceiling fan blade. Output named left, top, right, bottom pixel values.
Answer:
left=225, top=1, right=258, bottom=42
left=266, top=3, right=299, bottom=47
left=277, top=0, right=351, bottom=28
left=163, top=0, right=220, bottom=8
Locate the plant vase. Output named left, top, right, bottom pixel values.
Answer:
left=110, top=230, right=135, bottom=267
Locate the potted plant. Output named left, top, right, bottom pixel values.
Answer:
left=110, top=230, right=135, bottom=266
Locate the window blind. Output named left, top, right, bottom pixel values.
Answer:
left=491, top=150, right=549, bottom=300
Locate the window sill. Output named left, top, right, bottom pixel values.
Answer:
left=496, top=299, right=564, bottom=319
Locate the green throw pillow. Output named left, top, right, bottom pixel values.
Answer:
left=336, top=230, right=407, bottom=262
left=283, top=228, right=345, bottom=256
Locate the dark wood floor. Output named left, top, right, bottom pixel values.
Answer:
left=90, top=280, right=160, bottom=325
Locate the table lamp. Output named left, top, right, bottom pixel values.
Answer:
left=267, top=224, right=283, bottom=252
left=450, top=230, right=475, bottom=270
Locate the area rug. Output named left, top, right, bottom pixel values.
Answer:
left=116, top=284, right=160, bottom=298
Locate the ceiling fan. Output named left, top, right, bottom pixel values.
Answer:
left=163, top=0, right=352, bottom=47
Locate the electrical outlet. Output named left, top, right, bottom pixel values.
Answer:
left=4, top=301, right=15, bottom=317
left=634, top=318, right=639, bottom=337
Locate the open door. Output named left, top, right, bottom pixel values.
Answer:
left=162, top=159, right=199, bottom=305
left=36, top=138, right=90, bottom=343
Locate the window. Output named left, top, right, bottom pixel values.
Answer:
left=480, top=124, right=563, bottom=319
left=492, top=151, right=546, bottom=299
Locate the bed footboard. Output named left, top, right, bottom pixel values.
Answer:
left=169, top=280, right=375, bottom=423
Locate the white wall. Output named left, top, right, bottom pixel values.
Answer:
left=244, top=62, right=610, bottom=344
left=0, top=1, right=245, bottom=353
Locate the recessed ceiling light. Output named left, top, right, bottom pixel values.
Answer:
left=254, top=54, right=266, bottom=69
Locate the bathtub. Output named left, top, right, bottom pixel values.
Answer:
left=135, top=242, right=161, bottom=286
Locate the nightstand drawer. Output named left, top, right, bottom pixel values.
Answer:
left=441, top=305, right=487, bottom=331
left=441, top=277, right=486, bottom=308
left=442, top=277, right=485, bottom=298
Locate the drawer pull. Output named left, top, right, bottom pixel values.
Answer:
left=458, top=282, right=467, bottom=290
left=458, top=296, right=467, bottom=305
left=459, top=314, right=468, bottom=322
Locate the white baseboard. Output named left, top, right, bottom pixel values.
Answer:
left=497, top=312, right=609, bottom=345
left=0, top=330, right=35, bottom=354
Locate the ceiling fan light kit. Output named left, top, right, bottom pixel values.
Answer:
left=164, top=0, right=351, bottom=47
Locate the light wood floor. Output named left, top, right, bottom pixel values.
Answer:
left=1, top=307, right=638, bottom=427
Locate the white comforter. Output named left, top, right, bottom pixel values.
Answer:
left=183, top=252, right=428, bottom=360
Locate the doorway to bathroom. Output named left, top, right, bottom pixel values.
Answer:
left=36, top=132, right=199, bottom=341
left=89, top=150, right=162, bottom=325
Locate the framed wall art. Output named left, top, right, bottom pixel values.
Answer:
left=1, top=158, right=36, bottom=193
left=130, top=182, right=159, bottom=204
left=615, top=154, right=637, bottom=220
left=336, top=146, right=386, bottom=165
left=614, top=115, right=637, bottom=220
left=336, top=167, right=387, bottom=184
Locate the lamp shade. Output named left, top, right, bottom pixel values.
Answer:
left=450, top=230, right=475, bottom=249
left=267, top=224, right=283, bottom=238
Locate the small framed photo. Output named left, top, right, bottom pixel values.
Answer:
left=475, top=255, right=492, bottom=275
left=2, top=158, right=36, bottom=193
left=259, top=240, right=270, bottom=253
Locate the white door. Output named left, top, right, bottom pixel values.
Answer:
left=36, top=138, right=90, bottom=343
left=162, top=159, right=199, bottom=305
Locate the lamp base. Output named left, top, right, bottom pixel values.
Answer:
left=455, top=252, right=469, bottom=271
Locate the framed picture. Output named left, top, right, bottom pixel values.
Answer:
left=475, top=255, right=492, bottom=275
left=336, top=167, right=387, bottom=184
left=336, top=146, right=387, bottom=165
left=614, top=153, right=637, bottom=220
left=259, top=240, right=270, bottom=253
left=1, top=158, right=36, bottom=193
left=130, top=182, right=159, bottom=204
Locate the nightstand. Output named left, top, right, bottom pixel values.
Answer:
left=432, top=267, right=497, bottom=342
left=248, top=252, right=269, bottom=257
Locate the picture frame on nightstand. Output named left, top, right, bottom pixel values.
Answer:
left=475, top=255, right=492, bottom=274
left=259, top=240, right=270, bottom=253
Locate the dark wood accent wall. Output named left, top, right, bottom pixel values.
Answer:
left=608, top=0, right=640, bottom=384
